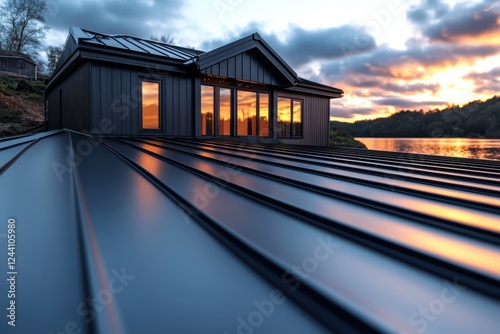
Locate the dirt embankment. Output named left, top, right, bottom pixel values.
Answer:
left=0, top=75, right=45, bottom=138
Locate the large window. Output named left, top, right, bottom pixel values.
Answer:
left=237, top=91, right=257, bottom=136
left=278, top=97, right=302, bottom=138
left=141, top=81, right=160, bottom=129
left=201, top=84, right=269, bottom=137
left=259, top=94, right=269, bottom=137
left=201, top=85, right=214, bottom=136
left=219, top=88, right=231, bottom=136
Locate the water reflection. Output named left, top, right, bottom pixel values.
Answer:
left=358, top=138, right=500, bottom=160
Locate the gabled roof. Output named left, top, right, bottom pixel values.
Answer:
left=193, top=33, right=299, bottom=86
left=50, top=27, right=342, bottom=96
left=1, top=130, right=499, bottom=333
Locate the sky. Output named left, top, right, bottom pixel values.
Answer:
left=36, top=0, right=500, bottom=122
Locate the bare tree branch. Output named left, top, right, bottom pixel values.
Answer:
left=0, top=0, right=49, bottom=62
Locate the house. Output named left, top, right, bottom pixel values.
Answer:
left=46, top=27, right=343, bottom=145
left=0, top=50, right=38, bottom=80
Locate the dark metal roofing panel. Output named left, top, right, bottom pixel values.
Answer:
left=70, top=27, right=203, bottom=62
left=1, top=130, right=499, bottom=333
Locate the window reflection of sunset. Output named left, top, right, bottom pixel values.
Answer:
left=219, top=88, right=231, bottom=136
left=201, top=85, right=214, bottom=136
left=278, top=97, right=290, bottom=122
left=237, top=91, right=257, bottom=136
left=259, top=94, right=269, bottom=137
left=142, top=81, right=159, bottom=129
left=293, top=100, right=302, bottom=124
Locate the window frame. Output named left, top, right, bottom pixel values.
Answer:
left=277, top=96, right=303, bottom=139
left=139, top=77, right=162, bottom=132
left=201, top=82, right=270, bottom=138
left=201, top=85, right=215, bottom=136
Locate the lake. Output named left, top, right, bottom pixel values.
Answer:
left=356, top=138, right=500, bottom=161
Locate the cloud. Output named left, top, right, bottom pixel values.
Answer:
left=408, top=0, right=500, bottom=44
left=463, top=66, right=500, bottom=94
left=407, top=0, right=450, bottom=25
left=373, top=97, right=448, bottom=109
left=45, top=0, right=185, bottom=42
left=381, top=82, right=440, bottom=94
left=200, top=23, right=377, bottom=68
left=330, top=105, right=374, bottom=118
left=321, top=43, right=500, bottom=83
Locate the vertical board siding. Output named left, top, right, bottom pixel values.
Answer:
left=277, top=90, right=330, bottom=146
left=88, top=62, right=195, bottom=137
left=47, top=61, right=91, bottom=131
left=201, top=50, right=288, bottom=86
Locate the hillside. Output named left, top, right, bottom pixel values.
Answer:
left=0, top=75, right=45, bottom=138
left=332, top=96, right=500, bottom=138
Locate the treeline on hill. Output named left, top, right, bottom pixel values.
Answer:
left=332, top=96, right=500, bottom=138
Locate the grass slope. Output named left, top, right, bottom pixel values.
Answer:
left=0, top=74, right=45, bottom=138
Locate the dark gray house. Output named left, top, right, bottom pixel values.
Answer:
left=46, top=27, right=343, bottom=145
left=0, top=50, right=38, bottom=80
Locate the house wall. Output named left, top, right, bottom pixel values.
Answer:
left=275, top=89, right=331, bottom=146
left=47, top=61, right=91, bottom=131
left=0, top=57, right=37, bottom=79
left=88, top=62, right=195, bottom=136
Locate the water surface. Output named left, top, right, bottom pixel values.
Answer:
left=357, top=138, right=500, bottom=160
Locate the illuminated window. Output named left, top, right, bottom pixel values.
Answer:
left=237, top=91, right=257, bottom=136
left=259, top=94, right=269, bottom=137
left=201, top=85, right=214, bottom=136
left=278, top=97, right=302, bottom=138
left=141, top=81, right=160, bottom=129
left=219, top=88, right=231, bottom=136
left=293, top=100, right=302, bottom=137
left=201, top=83, right=269, bottom=137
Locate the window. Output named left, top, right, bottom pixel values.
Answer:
left=201, top=83, right=269, bottom=137
left=278, top=97, right=302, bottom=138
left=237, top=91, right=257, bottom=136
left=259, top=94, right=269, bottom=137
left=292, top=100, right=302, bottom=137
left=201, top=85, right=214, bottom=136
left=141, top=81, right=160, bottom=129
left=219, top=88, right=231, bottom=136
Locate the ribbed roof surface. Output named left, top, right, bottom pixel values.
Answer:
left=0, top=130, right=499, bottom=333
left=73, top=27, right=204, bottom=61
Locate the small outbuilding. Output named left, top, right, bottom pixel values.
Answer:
left=0, top=50, right=38, bottom=80
left=46, top=27, right=343, bottom=145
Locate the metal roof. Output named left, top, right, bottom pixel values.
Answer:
left=70, top=27, right=204, bottom=62
left=0, top=130, right=499, bottom=333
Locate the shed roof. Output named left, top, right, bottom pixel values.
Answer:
left=0, top=49, right=36, bottom=65
left=0, top=130, right=499, bottom=333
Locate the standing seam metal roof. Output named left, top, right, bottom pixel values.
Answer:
left=0, top=130, right=499, bottom=333
left=72, top=27, right=204, bottom=62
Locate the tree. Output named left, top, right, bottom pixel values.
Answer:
left=46, top=44, right=63, bottom=76
left=150, top=35, right=175, bottom=44
left=0, top=0, right=49, bottom=60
